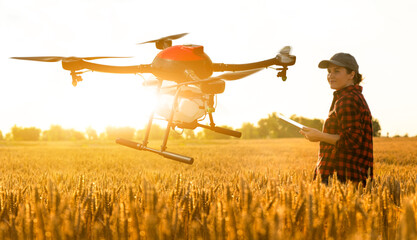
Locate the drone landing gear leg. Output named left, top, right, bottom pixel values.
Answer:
left=116, top=83, right=194, bottom=164
left=206, top=95, right=242, bottom=138
left=160, top=86, right=182, bottom=151
left=142, top=106, right=155, bottom=147
left=143, top=80, right=163, bottom=146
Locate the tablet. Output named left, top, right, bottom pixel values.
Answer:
left=278, top=114, right=306, bottom=129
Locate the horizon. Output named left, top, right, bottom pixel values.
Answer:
left=1, top=114, right=395, bottom=139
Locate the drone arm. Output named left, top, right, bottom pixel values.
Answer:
left=212, top=58, right=277, bottom=72
left=62, top=60, right=152, bottom=74
left=212, top=56, right=295, bottom=72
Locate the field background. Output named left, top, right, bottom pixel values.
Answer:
left=1, top=138, right=417, bottom=239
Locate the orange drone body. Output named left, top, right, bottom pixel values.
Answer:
left=151, top=45, right=213, bottom=82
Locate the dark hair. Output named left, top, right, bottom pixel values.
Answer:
left=346, top=68, right=363, bottom=85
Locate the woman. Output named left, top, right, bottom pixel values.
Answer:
left=300, top=53, right=373, bottom=185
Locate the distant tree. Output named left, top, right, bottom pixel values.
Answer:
left=86, top=126, right=98, bottom=140
left=258, top=112, right=303, bottom=138
left=69, top=129, right=86, bottom=141
left=5, top=133, right=12, bottom=141
left=135, top=124, right=183, bottom=140
left=284, top=115, right=324, bottom=138
left=99, top=132, right=107, bottom=140
left=11, top=125, right=41, bottom=141
left=293, top=115, right=323, bottom=131
left=136, top=124, right=164, bottom=140
left=169, top=129, right=184, bottom=140
left=196, top=131, right=204, bottom=139
left=42, top=125, right=68, bottom=141
left=106, top=126, right=136, bottom=140
left=372, top=118, right=381, bottom=137
left=239, top=122, right=259, bottom=139
left=277, top=114, right=302, bottom=138
left=183, top=129, right=196, bottom=139
left=258, top=113, right=280, bottom=138
left=0, top=130, right=3, bottom=141
left=257, top=113, right=324, bottom=139
left=42, top=125, right=86, bottom=141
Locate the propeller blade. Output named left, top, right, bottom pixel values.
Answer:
left=276, top=46, right=295, bottom=65
left=139, top=33, right=188, bottom=44
left=11, top=56, right=130, bottom=62
left=211, top=68, right=263, bottom=81
left=80, top=56, right=130, bottom=60
left=279, top=46, right=291, bottom=55
left=10, top=56, right=65, bottom=62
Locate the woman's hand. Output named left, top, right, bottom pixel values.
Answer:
left=299, top=127, right=322, bottom=142
left=299, top=127, right=341, bottom=145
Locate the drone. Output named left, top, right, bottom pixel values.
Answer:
left=12, top=33, right=296, bottom=164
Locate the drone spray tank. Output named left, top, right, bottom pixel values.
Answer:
left=157, top=86, right=207, bottom=123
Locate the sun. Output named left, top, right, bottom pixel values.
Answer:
left=37, top=73, right=160, bottom=134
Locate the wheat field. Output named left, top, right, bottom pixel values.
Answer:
left=0, top=138, right=417, bottom=239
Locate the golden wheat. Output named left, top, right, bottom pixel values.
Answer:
left=0, top=138, right=416, bottom=239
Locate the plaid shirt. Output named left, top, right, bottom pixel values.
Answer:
left=316, top=85, right=373, bottom=183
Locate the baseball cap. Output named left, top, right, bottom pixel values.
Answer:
left=318, top=53, right=359, bottom=72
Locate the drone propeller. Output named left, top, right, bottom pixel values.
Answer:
left=139, top=33, right=188, bottom=45
left=138, top=33, right=188, bottom=50
left=276, top=46, right=293, bottom=65
left=10, top=56, right=130, bottom=62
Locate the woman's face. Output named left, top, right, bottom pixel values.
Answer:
left=327, top=63, right=355, bottom=90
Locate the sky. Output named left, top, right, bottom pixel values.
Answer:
left=1, top=0, right=417, bottom=136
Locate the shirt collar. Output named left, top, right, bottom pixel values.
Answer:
left=333, top=84, right=362, bottom=98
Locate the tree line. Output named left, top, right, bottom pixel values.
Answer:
left=0, top=113, right=383, bottom=141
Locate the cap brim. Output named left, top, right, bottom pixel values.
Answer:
left=318, top=60, right=347, bottom=69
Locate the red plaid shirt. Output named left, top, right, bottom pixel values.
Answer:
left=316, top=85, right=373, bottom=183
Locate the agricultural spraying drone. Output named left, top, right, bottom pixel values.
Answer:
left=11, top=33, right=296, bottom=164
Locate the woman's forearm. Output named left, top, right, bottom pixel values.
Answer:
left=319, top=132, right=340, bottom=145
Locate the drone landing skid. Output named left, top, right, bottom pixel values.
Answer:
left=115, top=121, right=240, bottom=165
left=115, top=138, right=194, bottom=164
left=176, top=122, right=242, bottom=138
